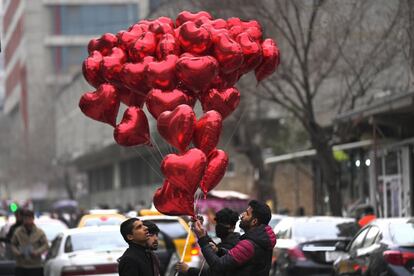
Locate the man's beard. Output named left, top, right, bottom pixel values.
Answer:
left=239, top=217, right=253, bottom=231
left=150, top=243, right=158, bottom=250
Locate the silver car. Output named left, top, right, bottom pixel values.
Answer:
left=44, top=226, right=126, bottom=276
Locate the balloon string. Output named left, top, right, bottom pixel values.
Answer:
left=151, top=135, right=165, bottom=161
left=174, top=221, right=193, bottom=276
left=132, top=147, right=163, bottom=179
left=198, top=259, right=206, bottom=276
left=143, top=144, right=163, bottom=170
left=223, top=106, right=248, bottom=150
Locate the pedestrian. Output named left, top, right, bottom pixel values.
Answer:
left=119, top=217, right=157, bottom=276
left=176, top=208, right=241, bottom=276
left=143, top=220, right=161, bottom=276
left=358, top=205, right=376, bottom=227
left=0, top=209, right=24, bottom=259
left=191, top=200, right=276, bottom=276
left=11, top=209, right=49, bottom=276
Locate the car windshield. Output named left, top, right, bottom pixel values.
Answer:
left=65, top=230, right=126, bottom=252
left=389, top=222, right=414, bottom=245
left=83, top=217, right=124, bottom=226
left=37, top=222, right=68, bottom=241
left=294, top=221, right=359, bottom=240
left=269, top=217, right=283, bottom=229
left=153, top=220, right=188, bottom=239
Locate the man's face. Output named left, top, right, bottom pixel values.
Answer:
left=23, top=216, right=34, bottom=230
left=146, top=233, right=159, bottom=250
left=127, top=220, right=149, bottom=245
left=239, top=206, right=256, bottom=231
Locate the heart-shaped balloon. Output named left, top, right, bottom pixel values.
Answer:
left=146, top=88, right=194, bottom=119
left=210, top=70, right=240, bottom=89
left=157, top=16, right=175, bottom=28
left=129, top=32, right=157, bottom=62
left=228, top=25, right=244, bottom=40
left=156, top=33, right=180, bottom=60
left=153, top=180, right=195, bottom=217
left=149, top=21, right=175, bottom=40
left=176, top=55, right=219, bottom=92
left=79, top=83, right=120, bottom=127
left=193, top=16, right=212, bottom=27
left=88, top=33, right=118, bottom=56
left=116, top=85, right=146, bottom=107
left=200, top=87, right=240, bottom=119
left=209, top=19, right=228, bottom=29
left=116, top=28, right=143, bottom=51
left=255, top=38, right=280, bottom=83
left=244, top=27, right=263, bottom=42
left=157, top=104, right=196, bottom=152
left=120, top=56, right=154, bottom=94
left=227, top=17, right=242, bottom=29
left=161, top=148, right=207, bottom=194
left=175, top=11, right=213, bottom=27
left=236, top=32, right=263, bottom=74
left=146, top=55, right=178, bottom=90
left=82, top=51, right=105, bottom=88
left=200, top=149, right=228, bottom=194
left=101, top=47, right=126, bottom=83
left=200, top=24, right=228, bottom=43
left=193, top=111, right=223, bottom=155
left=213, top=33, right=244, bottom=74
left=113, top=106, right=151, bottom=146
left=178, top=21, right=212, bottom=54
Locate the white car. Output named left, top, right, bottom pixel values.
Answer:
left=35, top=217, right=68, bottom=244
left=234, top=214, right=287, bottom=235
left=44, top=226, right=127, bottom=276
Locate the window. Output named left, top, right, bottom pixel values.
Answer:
left=349, top=228, right=370, bottom=252
left=64, top=230, right=126, bottom=253
left=46, top=235, right=62, bottom=260
left=363, top=226, right=380, bottom=247
left=120, top=156, right=162, bottom=188
left=51, top=4, right=139, bottom=36
left=88, top=165, right=113, bottom=193
left=52, top=46, right=87, bottom=74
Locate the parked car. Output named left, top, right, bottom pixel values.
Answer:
left=138, top=215, right=201, bottom=267
left=333, top=217, right=414, bottom=276
left=272, top=216, right=359, bottom=276
left=77, top=209, right=127, bottom=227
left=35, top=216, right=68, bottom=244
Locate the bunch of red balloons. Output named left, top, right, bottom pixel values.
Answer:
left=79, top=11, right=280, bottom=217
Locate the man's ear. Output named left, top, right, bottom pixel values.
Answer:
left=252, top=218, right=259, bottom=227
left=126, top=233, right=133, bottom=242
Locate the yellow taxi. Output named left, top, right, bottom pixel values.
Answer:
left=138, top=213, right=200, bottom=265
left=77, top=209, right=127, bottom=228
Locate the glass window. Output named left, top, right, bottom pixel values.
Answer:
left=363, top=226, right=380, bottom=247
left=52, top=4, right=139, bottom=35
left=52, top=46, right=88, bottom=74
left=389, top=222, right=414, bottom=245
left=293, top=221, right=359, bottom=240
left=349, top=228, right=370, bottom=252
left=64, top=230, right=126, bottom=253
left=46, top=235, right=62, bottom=260
left=88, top=165, right=113, bottom=193
left=275, top=219, right=292, bottom=239
left=37, top=222, right=68, bottom=242
left=120, top=156, right=162, bottom=188
left=154, top=220, right=188, bottom=239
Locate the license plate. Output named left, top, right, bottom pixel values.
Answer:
left=325, top=251, right=343, bottom=262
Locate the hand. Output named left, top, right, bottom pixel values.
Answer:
left=209, top=242, right=218, bottom=253
left=176, top=261, right=189, bottom=273
left=192, top=220, right=206, bottom=238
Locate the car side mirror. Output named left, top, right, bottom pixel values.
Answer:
left=335, top=241, right=347, bottom=252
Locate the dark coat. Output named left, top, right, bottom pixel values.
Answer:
left=187, top=232, right=241, bottom=276
left=198, top=225, right=276, bottom=276
left=118, top=243, right=156, bottom=276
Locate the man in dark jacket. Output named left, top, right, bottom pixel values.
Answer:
left=119, top=217, right=157, bottom=276
left=192, top=200, right=276, bottom=276
left=143, top=220, right=161, bottom=276
left=176, top=208, right=241, bottom=276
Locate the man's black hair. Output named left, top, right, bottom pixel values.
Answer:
left=143, top=220, right=160, bottom=235
left=215, top=208, right=239, bottom=227
left=21, top=209, right=34, bottom=218
left=364, top=206, right=375, bottom=215
left=249, top=200, right=271, bottom=225
left=120, top=217, right=139, bottom=243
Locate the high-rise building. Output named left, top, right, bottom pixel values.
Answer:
left=1, top=0, right=149, bottom=208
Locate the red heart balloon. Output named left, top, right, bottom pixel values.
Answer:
left=157, top=104, right=196, bottom=152
left=210, top=19, right=228, bottom=29
left=178, top=21, right=212, bottom=54
left=156, top=34, right=180, bottom=60
left=175, top=11, right=213, bottom=27
left=193, top=111, right=223, bottom=155
left=149, top=21, right=175, bottom=40
left=146, top=55, right=178, bottom=90
left=213, top=33, right=244, bottom=74
left=228, top=25, right=244, bottom=40
left=129, top=32, right=157, bottom=62
left=210, top=70, right=239, bottom=89
left=227, top=17, right=242, bottom=29
left=255, top=38, right=280, bottom=83
left=200, top=24, right=228, bottom=43
left=200, top=87, right=240, bottom=119
left=88, top=33, right=118, bottom=56
left=161, top=148, right=207, bottom=194
left=116, top=28, right=143, bottom=51
left=79, top=83, right=120, bottom=127
left=100, top=47, right=126, bottom=83
left=236, top=32, right=263, bottom=74
left=176, top=55, right=219, bottom=92
left=193, top=16, right=212, bottom=27
left=244, top=27, right=263, bottom=42
left=120, top=56, right=154, bottom=94
left=116, top=85, right=146, bottom=107
left=146, top=88, right=194, bottom=119
left=153, top=180, right=195, bottom=217
left=113, top=106, right=151, bottom=146
left=157, top=16, right=175, bottom=28
left=242, top=20, right=262, bottom=31
left=200, top=149, right=229, bottom=194
left=82, top=51, right=105, bottom=88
